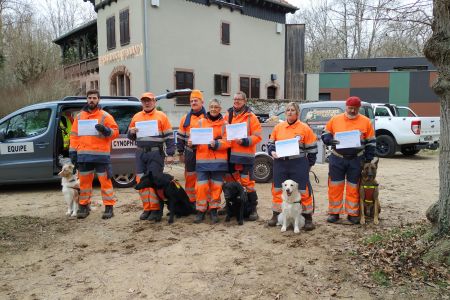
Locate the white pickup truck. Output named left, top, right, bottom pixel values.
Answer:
left=372, top=103, right=440, bottom=158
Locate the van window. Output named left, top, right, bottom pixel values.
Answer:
left=360, top=106, right=375, bottom=120
left=374, top=107, right=391, bottom=117
left=0, top=109, right=51, bottom=139
left=300, top=107, right=342, bottom=124
left=103, top=106, right=141, bottom=134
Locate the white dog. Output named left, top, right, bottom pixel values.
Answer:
left=58, top=162, right=80, bottom=217
left=277, top=179, right=305, bottom=233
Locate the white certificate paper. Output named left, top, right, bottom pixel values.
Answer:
left=190, top=128, right=214, bottom=145
left=136, top=120, right=159, bottom=138
left=226, top=122, right=248, bottom=140
left=275, top=138, right=300, bottom=158
left=335, top=130, right=361, bottom=149
left=78, top=119, right=98, bottom=136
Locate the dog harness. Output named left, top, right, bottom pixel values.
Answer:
left=68, top=178, right=80, bottom=192
left=362, top=184, right=378, bottom=203
left=155, top=180, right=182, bottom=201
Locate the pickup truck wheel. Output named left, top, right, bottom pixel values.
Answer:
left=253, top=156, right=273, bottom=183
left=376, top=135, right=396, bottom=158
left=400, top=146, right=420, bottom=156
left=112, top=173, right=136, bottom=188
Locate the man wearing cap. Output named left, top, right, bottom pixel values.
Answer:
left=321, top=96, right=376, bottom=224
left=177, top=90, right=206, bottom=204
left=128, top=92, right=175, bottom=221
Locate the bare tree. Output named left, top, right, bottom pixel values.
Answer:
left=424, top=0, right=450, bottom=236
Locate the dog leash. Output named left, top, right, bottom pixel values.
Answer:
left=309, top=170, right=319, bottom=213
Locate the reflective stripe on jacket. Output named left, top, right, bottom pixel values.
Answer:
left=69, top=107, right=119, bottom=163
left=128, top=109, right=175, bottom=156
left=195, top=116, right=230, bottom=172
left=224, top=109, right=262, bottom=165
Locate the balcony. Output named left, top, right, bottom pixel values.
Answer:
left=63, top=58, right=99, bottom=79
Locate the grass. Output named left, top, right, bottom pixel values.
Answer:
left=363, top=233, right=384, bottom=245
left=371, top=270, right=390, bottom=286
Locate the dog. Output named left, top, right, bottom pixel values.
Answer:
left=58, top=162, right=79, bottom=217
left=134, top=171, right=195, bottom=224
left=359, top=157, right=381, bottom=225
left=222, top=182, right=250, bottom=225
left=277, top=180, right=305, bottom=233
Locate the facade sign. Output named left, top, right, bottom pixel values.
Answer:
left=99, top=43, right=143, bottom=66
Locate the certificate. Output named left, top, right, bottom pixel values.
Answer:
left=226, top=122, right=248, bottom=140
left=275, top=138, right=300, bottom=158
left=136, top=120, right=159, bottom=138
left=190, top=128, right=214, bottom=145
left=335, top=130, right=361, bottom=149
left=78, top=119, right=98, bottom=136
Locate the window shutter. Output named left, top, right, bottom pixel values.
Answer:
left=120, top=10, right=130, bottom=45
left=221, top=23, right=230, bottom=45
left=107, top=16, right=116, bottom=50
left=214, top=74, right=222, bottom=95
left=251, top=78, right=260, bottom=98
left=240, top=77, right=249, bottom=98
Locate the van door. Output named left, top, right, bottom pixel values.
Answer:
left=0, top=108, right=55, bottom=183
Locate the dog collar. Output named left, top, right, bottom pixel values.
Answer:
left=292, top=201, right=301, bottom=204
left=364, top=199, right=373, bottom=203
left=69, top=179, right=77, bottom=183
left=362, top=185, right=378, bottom=189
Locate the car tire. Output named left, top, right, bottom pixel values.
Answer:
left=112, top=173, right=136, bottom=188
left=253, top=156, right=273, bottom=183
left=400, top=146, right=420, bottom=156
left=376, top=135, right=396, bottom=158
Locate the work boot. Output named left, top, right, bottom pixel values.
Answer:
left=327, top=214, right=339, bottom=223
left=247, top=191, right=259, bottom=221
left=347, top=215, right=360, bottom=225
left=302, top=213, right=315, bottom=231
left=268, top=211, right=280, bottom=227
left=102, top=205, right=114, bottom=219
left=147, top=210, right=162, bottom=222
left=210, top=209, right=219, bottom=224
left=193, top=211, right=206, bottom=224
left=139, top=210, right=151, bottom=220
left=77, top=204, right=90, bottom=219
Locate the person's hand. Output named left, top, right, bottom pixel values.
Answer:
left=178, top=154, right=185, bottom=163
left=271, top=151, right=279, bottom=159
left=330, top=139, right=340, bottom=145
left=187, top=140, right=193, bottom=147
left=95, top=124, right=109, bottom=135
left=235, top=139, right=242, bottom=145
left=210, top=140, right=215, bottom=148
left=165, top=156, right=174, bottom=164
left=128, top=127, right=138, bottom=135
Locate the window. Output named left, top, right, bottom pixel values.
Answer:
left=343, top=67, right=376, bottom=72
left=106, top=16, right=116, bottom=50
left=300, top=108, right=342, bottom=125
left=221, top=22, right=230, bottom=45
left=1, top=109, right=51, bottom=139
left=393, top=66, right=428, bottom=71
left=119, top=9, right=130, bottom=46
left=175, top=71, right=194, bottom=105
left=111, top=73, right=130, bottom=96
left=214, top=74, right=230, bottom=95
left=103, top=105, right=141, bottom=134
left=374, top=107, right=391, bottom=117
left=267, top=86, right=277, bottom=99
left=239, top=76, right=260, bottom=98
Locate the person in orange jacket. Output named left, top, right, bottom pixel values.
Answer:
left=321, top=96, right=376, bottom=224
left=188, top=99, right=230, bottom=223
left=177, top=90, right=206, bottom=204
left=127, top=92, right=175, bottom=222
left=69, top=90, right=119, bottom=219
left=267, top=102, right=318, bottom=230
left=224, top=91, right=262, bottom=221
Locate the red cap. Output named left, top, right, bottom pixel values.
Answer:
left=346, top=96, right=361, bottom=107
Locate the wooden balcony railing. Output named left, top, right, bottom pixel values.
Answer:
left=63, top=58, right=99, bottom=79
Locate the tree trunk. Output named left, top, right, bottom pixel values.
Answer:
left=423, top=0, right=450, bottom=236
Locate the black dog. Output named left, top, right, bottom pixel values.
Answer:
left=222, top=182, right=250, bottom=225
left=135, top=171, right=195, bottom=224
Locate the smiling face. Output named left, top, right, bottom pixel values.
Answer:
left=190, top=97, right=203, bottom=112
left=86, top=92, right=100, bottom=110
left=282, top=179, right=298, bottom=200
left=141, top=97, right=156, bottom=112
left=285, top=105, right=299, bottom=123
left=233, top=93, right=247, bottom=111
left=209, top=100, right=221, bottom=117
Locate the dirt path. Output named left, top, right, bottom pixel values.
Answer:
left=0, top=152, right=444, bottom=299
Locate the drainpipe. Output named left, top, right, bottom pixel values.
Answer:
left=143, top=0, right=150, bottom=91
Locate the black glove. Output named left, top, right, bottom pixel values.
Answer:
left=330, top=139, right=340, bottom=146
left=241, top=138, right=250, bottom=146
left=95, top=124, right=111, bottom=136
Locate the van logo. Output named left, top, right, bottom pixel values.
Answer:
left=0, top=142, right=35, bottom=154
left=112, top=138, right=136, bottom=149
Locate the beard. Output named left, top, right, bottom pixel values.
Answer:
left=88, top=102, right=98, bottom=110
left=345, top=112, right=357, bottom=119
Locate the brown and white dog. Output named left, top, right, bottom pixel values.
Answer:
left=359, top=157, right=380, bottom=225
left=58, top=162, right=80, bottom=217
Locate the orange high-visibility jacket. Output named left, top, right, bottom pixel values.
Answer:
left=194, top=115, right=230, bottom=172
left=324, top=113, right=375, bottom=156
left=224, top=107, right=262, bottom=165
left=176, top=111, right=206, bottom=154
left=70, top=107, right=119, bottom=163
left=268, top=120, right=318, bottom=156
left=128, top=109, right=175, bottom=156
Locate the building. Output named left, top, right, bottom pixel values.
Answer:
left=53, top=20, right=99, bottom=95
left=75, top=0, right=297, bottom=122
left=305, top=57, right=439, bottom=116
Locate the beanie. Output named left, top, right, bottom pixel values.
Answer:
left=346, top=96, right=361, bottom=107
left=190, top=90, right=203, bottom=101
